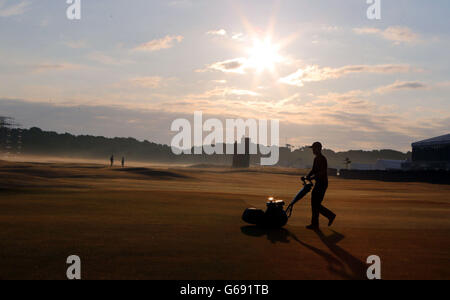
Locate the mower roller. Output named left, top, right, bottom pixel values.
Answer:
left=242, top=177, right=314, bottom=228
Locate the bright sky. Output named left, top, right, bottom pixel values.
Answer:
left=0, top=0, right=449, bottom=151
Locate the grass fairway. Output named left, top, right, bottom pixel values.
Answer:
left=0, top=160, right=449, bottom=280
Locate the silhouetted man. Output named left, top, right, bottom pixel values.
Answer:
left=110, top=155, right=114, bottom=167
left=121, top=156, right=125, bottom=168
left=305, top=142, right=336, bottom=230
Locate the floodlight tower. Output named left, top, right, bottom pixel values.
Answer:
left=344, top=157, right=352, bottom=170
left=0, top=116, right=22, bottom=158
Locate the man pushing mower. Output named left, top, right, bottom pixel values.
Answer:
left=286, top=142, right=336, bottom=230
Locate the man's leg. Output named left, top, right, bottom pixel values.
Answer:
left=316, top=187, right=336, bottom=226
left=310, top=188, right=322, bottom=227
left=319, top=205, right=336, bottom=221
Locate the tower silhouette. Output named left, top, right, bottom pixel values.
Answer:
left=232, top=137, right=251, bottom=168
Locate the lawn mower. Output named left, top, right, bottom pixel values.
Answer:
left=242, top=177, right=314, bottom=228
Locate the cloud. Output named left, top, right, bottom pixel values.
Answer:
left=86, top=52, right=134, bottom=66
left=188, top=87, right=260, bottom=99
left=228, top=89, right=260, bottom=97
left=353, top=27, right=381, bottom=35
left=155, top=86, right=449, bottom=152
left=279, top=64, right=419, bottom=87
left=382, top=27, right=420, bottom=43
left=353, top=26, right=420, bottom=44
left=29, top=63, right=82, bottom=73
left=198, top=58, right=248, bottom=74
left=129, top=77, right=164, bottom=89
left=133, top=35, right=184, bottom=52
left=321, top=25, right=341, bottom=32
left=231, top=33, right=245, bottom=41
left=211, top=80, right=227, bottom=84
left=376, top=81, right=428, bottom=94
left=313, top=90, right=370, bottom=106
left=168, top=0, right=192, bottom=8
left=63, top=40, right=88, bottom=49
left=275, top=93, right=302, bottom=107
left=0, top=0, right=30, bottom=17
left=206, top=29, right=227, bottom=37
left=205, top=29, right=246, bottom=41
left=3, top=85, right=448, bottom=152
left=269, top=90, right=449, bottom=150
left=436, top=81, right=450, bottom=88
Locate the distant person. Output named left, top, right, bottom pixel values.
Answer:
left=121, top=157, right=125, bottom=168
left=290, top=142, right=336, bottom=230
left=110, top=155, right=114, bottom=167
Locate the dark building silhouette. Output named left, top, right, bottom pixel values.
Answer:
left=410, top=134, right=450, bottom=170
left=232, top=137, right=251, bottom=168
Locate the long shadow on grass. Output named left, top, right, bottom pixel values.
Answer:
left=115, top=168, right=189, bottom=180
left=241, top=226, right=366, bottom=280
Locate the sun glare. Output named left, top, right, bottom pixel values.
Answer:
left=247, top=37, right=283, bottom=73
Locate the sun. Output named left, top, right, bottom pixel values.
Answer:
left=247, top=37, right=283, bottom=73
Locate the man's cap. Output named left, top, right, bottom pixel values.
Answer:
left=309, top=142, right=323, bottom=149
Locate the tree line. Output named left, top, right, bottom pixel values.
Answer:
left=0, top=126, right=411, bottom=169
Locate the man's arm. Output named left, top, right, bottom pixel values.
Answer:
left=306, top=158, right=318, bottom=180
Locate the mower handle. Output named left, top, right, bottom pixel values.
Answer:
left=301, top=176, right=313, bottom=185
left=286, top=177, right=314, bottom=218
